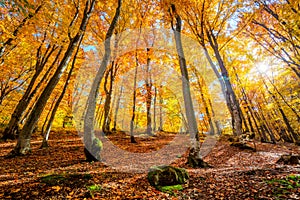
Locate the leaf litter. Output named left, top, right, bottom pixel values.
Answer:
left=0, top=130, right=299, bottom=199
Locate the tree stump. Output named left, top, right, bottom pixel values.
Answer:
left=187, top=148, right=212, bottom=168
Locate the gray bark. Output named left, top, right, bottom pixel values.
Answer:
left=171, top=4, right=201, bottom=159
left=84, top=0, right=122, bottom=161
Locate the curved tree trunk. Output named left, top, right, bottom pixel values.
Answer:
left=84, top=0, right=122, bottom=161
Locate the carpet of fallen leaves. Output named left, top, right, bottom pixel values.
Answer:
left=0, top=130, right=299, bottom=200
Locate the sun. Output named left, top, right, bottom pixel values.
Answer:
left=257, top=62, right=272, bottom=74
left=247, top=61, right=280, bottom=79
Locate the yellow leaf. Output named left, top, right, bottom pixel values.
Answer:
left=52, top=185, right=61, bottom=192
left=12, top=188, right=21, bottom=193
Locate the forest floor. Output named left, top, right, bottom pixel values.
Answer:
left=0, top=130, right=299, bottom=200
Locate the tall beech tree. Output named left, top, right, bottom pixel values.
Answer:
left=170, top=0, right=245, bottom=136
left=170, top=4, right=208, bottom=167
left=84, top=0, right=122, bottom=162
left=7, top=0, right=96, bottom=157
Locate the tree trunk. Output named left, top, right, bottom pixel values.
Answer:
left=145, top=48, right=153, bottom=136
left=102, top=68, right=114, bottom=133
left=207, top=30, right=243, bottom=136
left=130, top=52, right=138, bottom=143
left=158, top=85, right=164, bottom=132
left=40, top=95, right=58, bottom=148
left=256, top=103, right=276, bottom=143
left=102, top=36, right=120, bottom=133
left=193, top=67, right=215, bottom=135
left=266, top=75, right=300, bottom=122
left=153, top=86, right=157, bottom=132
left=262, top=78, right=298, bottom=142
left=7, top=0, right=95, bottom=157
left=171, top=4, right=208, bottom=167
left=113, top=85, right=123, bottom=131
left=2, top=44, right=61, bottom=140
left=84, top=0, right=121, bottom=161
left=40, top=38, right=81, bottom=148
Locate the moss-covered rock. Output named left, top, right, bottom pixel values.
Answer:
left=147, top=165, right=189, bottom=187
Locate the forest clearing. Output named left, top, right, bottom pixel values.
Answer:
left=0, top=0, right=300, bottom=199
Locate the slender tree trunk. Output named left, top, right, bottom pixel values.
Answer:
left=113, top=85, right=123, bottom=131
left=158, top=86, right=163, bottom=132
left=193, top=68, right=215, bottom=135
left=102, top=36, right=120, bottom=133
left=171, top=4, right=208, bottom=167
left=153, top=86, right=157, bottom=132
left=102, top=68, right=114, bottom=133
left=262, top=79, right=298, bottom=142
left=145, top=48, right=153, bottom=136
left=256, top=102, right=276, bottom=143
left=41, top=95, right=57, bottom=136
left=84, top=0, right=121, bottom=162
left=266, top=76, right=300, bottom=121
left=247, top=100, right=262, bottom=136
left=207, top=30, right=243, bottom=136
left=40, top=38, right=81, bottom=148
left=130, top=53, right=138, bottom=143
left=7, top=0, right=95, bottom=157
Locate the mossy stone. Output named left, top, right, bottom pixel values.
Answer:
left=147, top=165, right=189, bottom=187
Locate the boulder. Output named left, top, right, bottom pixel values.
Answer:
left=148, top=165, right=189, bottom=187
